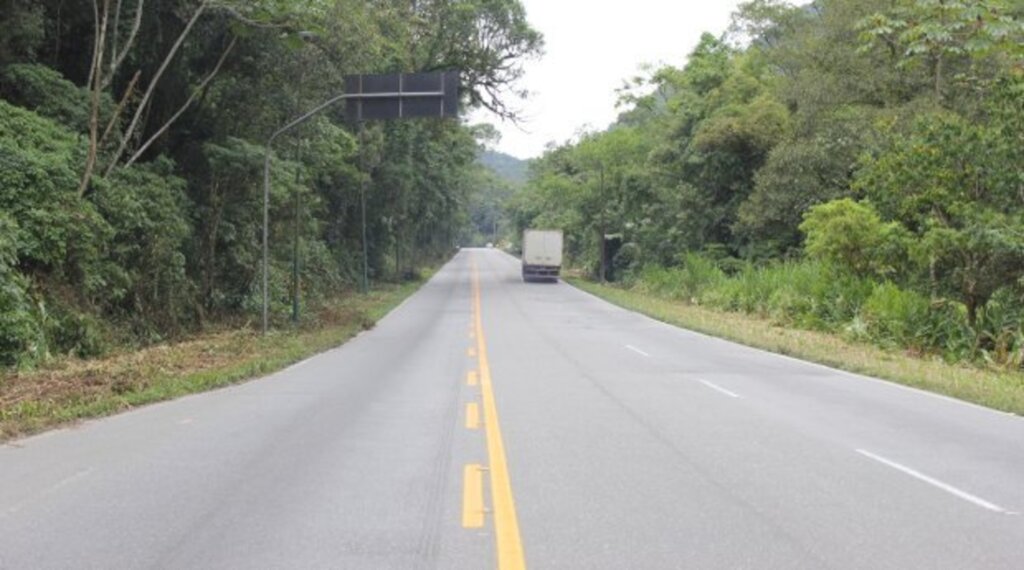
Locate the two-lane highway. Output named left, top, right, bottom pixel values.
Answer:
left=2, top=249, right=1023, bottom=568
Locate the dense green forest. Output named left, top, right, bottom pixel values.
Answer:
left=509, top=0, right=1024, bottom=366
left=479, top=148, right=528, bottom=185
left=0, top=0, right=541, bottom=366
left=464, top=149, right=524, bottom=245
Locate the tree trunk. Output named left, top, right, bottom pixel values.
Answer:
left=79, top=0, right=111, bottom=197
left=99, top=69, right=140, bottom=147
left=104, top=0, right=146, bottom=90
left=106, top=0, right=209, bottom=175
left=124, top=36, right=236, bottom=167
left=201, top=182, right=224, bottom=311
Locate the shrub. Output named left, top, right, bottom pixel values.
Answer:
left=680, top=259, right=873, bottom=329
left=91, top=158, right=194, bottom=336
left=636, top=266, right=688, bottom=300
left=0, top=213, right=42, bottom=366
left=859, top=282, right=931, bottom=348
left=974, top=289, right=1024, bottom=367
left=915, top=302, right=975, bottom=362
left=612, top=241, right=641, bottom=280
left=47, top=305, right=108, bottom=359
left=637, top=253, right=725, bottom=301
left=0, top=64, right=108, bottom=133
left=0, top=99, right=107, bottom=271
left=800, top=198, right=907, bottom=279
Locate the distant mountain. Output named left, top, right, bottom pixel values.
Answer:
left=479, top=150, right=529, bottom=186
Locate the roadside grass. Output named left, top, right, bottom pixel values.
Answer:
left=569, top=278, right=1024, bottom=416
left=0, top=279, right=426, bottom=441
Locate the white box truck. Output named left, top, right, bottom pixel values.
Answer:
left=522, top=229, right=563, bottom=282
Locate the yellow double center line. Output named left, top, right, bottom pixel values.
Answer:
left=470, top=261, right=526, bottom=569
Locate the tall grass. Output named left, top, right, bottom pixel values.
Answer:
left=630, top=255, right=1023, bottom=367
left=636, top=253, right=724, bottom=301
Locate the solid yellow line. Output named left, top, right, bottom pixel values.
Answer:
left=462, top=464, right=485, bottom=528
left=466, top=402, right=480, bottom=430
left=467, top=370, right=479, bottom=387
left=472, top=261, right=526, bottom=569
left=467, top=347, right=477, bottom=358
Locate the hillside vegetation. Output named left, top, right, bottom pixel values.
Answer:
left=0, top=0, right=541, bottom=367
left=464, top=149, right=527, bottom=246
left=509, top=0, right=1024, bottom=368
left=480, top=149, right=529, bottom=185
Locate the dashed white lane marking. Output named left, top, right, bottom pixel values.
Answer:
left=3, top=468, right=94, bottom=516
left=625, top=345, right=650, bottom=357
left=698, top=379, right=741, bottom=399
left=856, top=449, right=1016, bottom=515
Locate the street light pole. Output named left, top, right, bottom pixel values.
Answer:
left=292, top=156, right=301, bottom=323
left=292, top=67, right=305, bottom=324
left=263, top=91, right=353, bottom=334
left=359, top=121, right=369, bottom=294
left=261, top=89, right=449, bottom=333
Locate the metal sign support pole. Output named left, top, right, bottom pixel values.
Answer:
left=359, top=121, right=369, bottom=294
left=261, top=79, right=452, bottom=334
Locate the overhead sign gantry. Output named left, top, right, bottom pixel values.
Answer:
left=262, top=71, right=460, bottom=333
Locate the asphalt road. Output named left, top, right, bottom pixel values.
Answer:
left=2, top=248, right=1023, bottom=569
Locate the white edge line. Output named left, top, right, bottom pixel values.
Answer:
left=625, top=344, right=651, bottom=358
left=698, top=378, right=741, bottom=399
left=564, top=281, right=1019, bottom=420
left=47, top=468, right=94, bottom=493
left=855, top=449, right=1016, bottom=515
left=3, top=467, right=95, bottom=517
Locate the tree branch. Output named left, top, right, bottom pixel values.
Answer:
left=105, top=0, right=209, bottom=175
left=209, top=4, right=290, bottom=29
left=80, top=0, right=111, bottom=197
left=86, top=0, right=101, bottom=89
left=110, top=0, right=122, bottom=69
left=125, top=36, right=237, bottom=167
left=99, top=69, right=141, bottom=147
left=104, top=0, right=145, bottom=90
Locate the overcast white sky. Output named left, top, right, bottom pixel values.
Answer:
left=470, top=0, right=746, bottom=159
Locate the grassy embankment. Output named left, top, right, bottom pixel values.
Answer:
left=0, top=279, right=427, bottom=441
left=570, top=278, right=1024, bottom=416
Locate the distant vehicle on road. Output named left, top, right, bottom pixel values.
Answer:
left=522, top=229, right=563, bottom=282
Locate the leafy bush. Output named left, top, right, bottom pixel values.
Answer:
left=611, top=241, right=641, bottom=280
left=856, top=110, right=1024, bottom=326
left=637, top=253, right=724, bottom=301
left=973, top=289, right=1024, bottom=367
left=915, top=302, right=975, bottom=362
left=0, top=213, right=42, bottom=366
left=0, top=99, right=108, bottom=271
left=0, top=101, right=199, bottom=359
left=193, top=138, right=268, bottom=314
left=859, top=282, right=931, bottom=348
left=46, top=305, right=108, bottom=359
left=91, top=158, right=194, bottom=337
left=0, top=64, right=99, bottom=132
left=800, top=198, right=907, bottom=279
left=631, top=252, right=1022, bottom=366
left=695, top=260, right=869, bottom=327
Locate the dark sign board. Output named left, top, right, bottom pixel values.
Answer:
left=344, top=72, right=459, bottom=121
